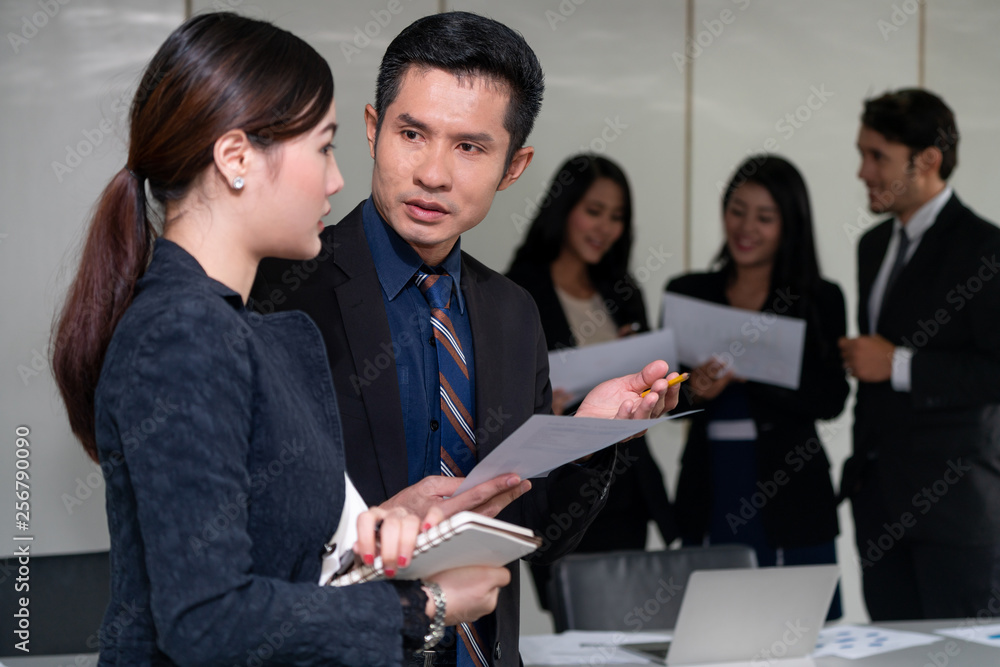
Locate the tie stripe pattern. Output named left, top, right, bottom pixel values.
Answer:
left=415, top=269, right=478, bottom=477
left=459, top=622, right=490, bottom=667
left=416, top=268, right=488, bottom=667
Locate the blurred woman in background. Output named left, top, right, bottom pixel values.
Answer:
left=507, top=154, right=675, bottom=609
left=664, top=154, right=848, bottom=618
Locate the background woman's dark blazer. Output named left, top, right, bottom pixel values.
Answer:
left=506, top=263, right=676, bottom=551
left=666, top=271, right=850, bottom=548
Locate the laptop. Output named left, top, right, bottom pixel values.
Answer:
left=621, top=565, right=839, bottom=666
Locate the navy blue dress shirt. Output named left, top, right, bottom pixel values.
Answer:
left=361, top=197, right=477, bottom=484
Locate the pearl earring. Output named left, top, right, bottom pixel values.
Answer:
left=232, top=176, right=245, bottom=190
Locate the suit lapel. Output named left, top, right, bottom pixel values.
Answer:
left=332, top=207, right=409, bottom=497
left=462, top=255, right=506, bottom=456
left=877, top=195, right=961, bottom=330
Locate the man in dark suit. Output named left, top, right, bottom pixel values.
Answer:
left=253, top=12, right=678, bottom=666
left=840, top=89, right=1000, bottom=621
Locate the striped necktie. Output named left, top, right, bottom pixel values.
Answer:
left=415, top=268, right=490, bottom=667
left=415, top=269, right=478, bottom=477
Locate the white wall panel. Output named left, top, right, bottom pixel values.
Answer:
left=926, top=0, right=1000, bottom=222
left=0, top=1, right=184, bottom=557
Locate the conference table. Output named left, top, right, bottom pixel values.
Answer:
left=2, top=621, right=997, bottom=666
left=521, top=620, right=1000, bottom=666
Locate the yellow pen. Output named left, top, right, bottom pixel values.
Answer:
left=640, top=372, right=689, bottom=397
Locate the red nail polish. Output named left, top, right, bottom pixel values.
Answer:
left=363, top=554, right=374, bottom=565
left=398, top=556, right=408, bottom=568
left=385, top=568, right=396, bottom=578
left=422, top=523, right=432, bottom=532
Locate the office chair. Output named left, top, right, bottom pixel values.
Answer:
left=548, top=544, right=757, bottom=632
left=0, top=550, right=109, bottom=656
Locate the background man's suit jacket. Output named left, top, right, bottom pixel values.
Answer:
left=253, top=202, right=613, bottom=666
left=845, top=193, right=1000, bottom=545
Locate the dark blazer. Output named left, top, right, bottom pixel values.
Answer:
left=96, top=240, right=413, bottom=666
left=666, top=271, right=849, bottom=548
left=844, top=193, right=1000, bottom=545
left=252, top=202, right=613, bottom=667
left=506, top=262, right=649, bottom=350
left=506, top=261, right=676, bottom=546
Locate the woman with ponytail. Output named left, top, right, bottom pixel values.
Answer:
left=52, top=13, right=507, bottom=665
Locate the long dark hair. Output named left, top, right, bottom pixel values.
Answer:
left=509, top=154, right=634, bottom=285
left=715, top=154, right=821, bottom=315
left=52, top=13, right=334, bottom=461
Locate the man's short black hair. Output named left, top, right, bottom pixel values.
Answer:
left=861, top=88, right=959, bottom=180
left=374, top=11, right=544, bottom=168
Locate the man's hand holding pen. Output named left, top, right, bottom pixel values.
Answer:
left=575, top=359, right=682, bottom=421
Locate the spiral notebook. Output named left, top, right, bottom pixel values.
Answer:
left=328, top=511, right=542, bottom=586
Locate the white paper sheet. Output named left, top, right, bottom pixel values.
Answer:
left=935, top=622, right=1000, bottom=648
left=812, top=625, right=942, bottom=659
left=661, top=293, right=807, bottom=390
left=520, top=630, right=673, bottom=666
left=547, top=328, right=679, bottom=402
left=454, top=413, right=696, bottom=496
